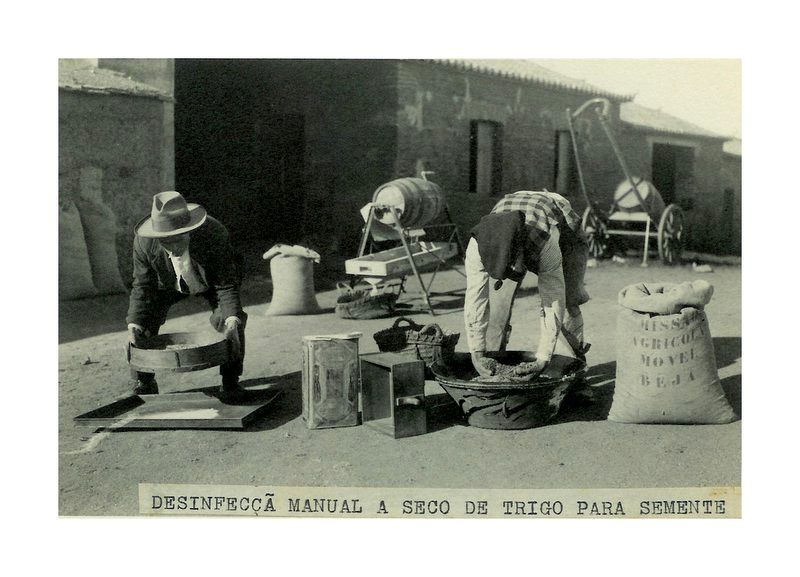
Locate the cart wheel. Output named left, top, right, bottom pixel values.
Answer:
left=581, top=206, right=609, bottom=259
left=657, top=204, right=685, bottom=264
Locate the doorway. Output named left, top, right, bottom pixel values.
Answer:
left=469, top=120, right=503, bottom=196
left=173, top=60, right=307, bottom=251
left=651, top=142, right=695, bottom=205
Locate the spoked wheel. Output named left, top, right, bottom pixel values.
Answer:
left=657, top=204, right=685, bottom=264
left=581, top=206, right=609, bottom=259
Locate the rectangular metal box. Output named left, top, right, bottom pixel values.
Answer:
left=360, top=352, right=427, bottom=439
left=302, top=333, right=361, bottom=429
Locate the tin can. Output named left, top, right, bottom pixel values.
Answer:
left=302, top=333, right=362, bottom=429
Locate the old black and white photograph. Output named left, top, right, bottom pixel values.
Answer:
left=11, top=2, right=795, bottom=575
left=56, top=55, right=743, bottom=512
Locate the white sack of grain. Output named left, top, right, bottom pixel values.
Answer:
left=609, top=282, right=736, bottom=424
left=76, top=198, right=126, bottom=295
left=59, top=201, right=97, bottom=300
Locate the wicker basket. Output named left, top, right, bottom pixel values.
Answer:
left=373, top=317, right=460, bottom=371
left=335, top=282, right=400, bottom=320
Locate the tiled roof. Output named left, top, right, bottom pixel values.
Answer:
left=620, top=101, right=727, bottom=140
left=59, top=61, right=170, bottom=100
left=431, top=59, right=634, bottom=100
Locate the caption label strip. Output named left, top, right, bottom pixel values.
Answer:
left=139, top=484, right=740, bottom=518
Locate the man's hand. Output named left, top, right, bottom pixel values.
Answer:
left=223, top=318, right=242, bottom=361
left=511, top=358, right=547, bottom=380
left=128, top=325, right=147, bottom=347
left=471, top=351, right=497, bottom=378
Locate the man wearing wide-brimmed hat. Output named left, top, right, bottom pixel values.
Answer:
left=126, top=191, right=247, bottom=397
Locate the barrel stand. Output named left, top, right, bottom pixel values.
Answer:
left=350, top=204, right=465, bottom=316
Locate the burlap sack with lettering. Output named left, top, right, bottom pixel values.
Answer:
left=59, top=201, right=98, bottom=301
left=609, top=306, right=736, bottom=424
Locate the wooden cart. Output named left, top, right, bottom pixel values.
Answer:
left=567, top=98, right=686, bottom=265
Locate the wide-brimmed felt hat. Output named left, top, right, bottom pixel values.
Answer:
left=135, top=191, right=207, bottom=238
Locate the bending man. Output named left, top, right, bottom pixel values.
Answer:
left=126, top=190, right=247, bottom=397
left=465, top=190, right=590, bottom=378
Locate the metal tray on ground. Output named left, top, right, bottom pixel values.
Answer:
left=128, top=332, right=230, bottom=373
left=74, top=391, right=280, bottom=430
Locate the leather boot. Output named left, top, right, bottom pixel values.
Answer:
left=220, top=375, right=246, bottom=399
left=130, top=371, right=158, bottom=395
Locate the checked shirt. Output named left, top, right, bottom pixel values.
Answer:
left=490, top=190, right=582, bottom=256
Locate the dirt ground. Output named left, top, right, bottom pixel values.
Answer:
left=58, top=256, right=742, bottom=516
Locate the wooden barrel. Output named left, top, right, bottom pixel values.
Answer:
left=613, top=178, right=665, bottom=218
left=372, top=177, right=445, bottom=228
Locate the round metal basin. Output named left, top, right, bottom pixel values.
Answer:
left=431, top=352, right=586, bottom=430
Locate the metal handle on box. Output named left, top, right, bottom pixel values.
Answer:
left=396, top=395, right=424, bottom=407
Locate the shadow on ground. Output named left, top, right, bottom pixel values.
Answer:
left=713, top=337, right=741, bottom=369
left=233, top=372, right=304, bottom=432
left=720, top=374, right=741, bottom=418
left=713, top=337, right=742, bottom=416
left=553, top=360, right=617, bottom=424
left=425, top=391, right=467, bottom=432
left=553, top=337, right=743, bottom=424
left=241, top=370, right=467, bottom=434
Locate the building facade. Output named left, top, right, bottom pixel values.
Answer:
left=58, top=58, right=741, bottom=298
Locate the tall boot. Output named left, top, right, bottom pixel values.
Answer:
left=130, top=369, right=158, bottom=395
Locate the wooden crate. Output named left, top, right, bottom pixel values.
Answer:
left=360, top=352, right=427, bottom=439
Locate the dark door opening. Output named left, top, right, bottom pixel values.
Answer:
left=174, top=60, right=306, bottom=255
left=252, top=113, right=306, bottom=246
left=651, top=142, right=695, bottom=206
left=720, top=187, right=737, bottom=254
left=469, top=120, right=503, bottom=195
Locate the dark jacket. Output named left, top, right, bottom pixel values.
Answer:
left=126, top=216, right=243, bottom=328
left=470, top=210, right=527, bottom=282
